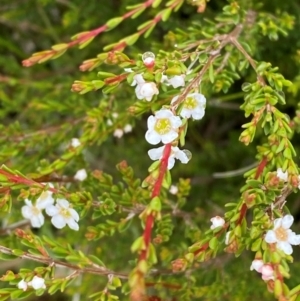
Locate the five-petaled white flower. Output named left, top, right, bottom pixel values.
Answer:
left=46, top=199, right=80, bottom=231
left=131, top=74, right=158, bottom=101
left=277, top=168, right=288, bottom=182
left=71, top=138, right=81, bottom=148
left=145, top=109, right=182, bottom=145
left=148, top=145, right=190, bottom=169
left=28, top=276, right=46, bottom=290
left=172, top=93, right=206, bottom=120
left=210, top=216, right=225, bottom=229
left=264, top=214, right=300, bottom=255
left=21, top=185, right=54, bottom=228
left=74, top=169, right=87, bottom=181
left=161, top=74, right=185, bottom=88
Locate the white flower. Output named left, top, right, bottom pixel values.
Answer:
left=148, top=145, right=190, bottom=169
left=112, top=112, right=119, bottom=119
left=28, top=276, right=46, bottom=290
left=46, top=199, right=79, bottom=231
left=71, top=138, right=81, bottom=148
left=261, top=264, right=275, bottom=281
left=124, top=124, right=132, bottom=133
left=172, top=93, right=206, bottom=120
left=145, top=109, right=182, bottom=145
left=18, top=279, right=28, bottom=291
left=113, top=129, right=124, bottom=138
left=264, top=214, right=300, bottom=255
left=161, top=74, right=185, bottom=88
left=169, top=185, right=178, bottom=195
left=277, top=168, right=288, bottom=182
left=21, top=186, right=54, bottom=228
left=250, top=259, right=263, bottom=272
left=131, top=74, right=158, bottom=101
left=74, top=169, right=87, bottom=181
left=210, top=216, right=225, bottom=230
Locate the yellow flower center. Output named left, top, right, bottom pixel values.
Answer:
left=154, top=118, right=171, bottom=135
left=60, top=208, right=71, bottom=218
left=32, top=206, right=41, bottom=215
left=183, top=96, right=197, bottom=110
left=275, top=226, right=288, bottom=241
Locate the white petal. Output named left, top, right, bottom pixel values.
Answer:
left=147, top=115, right=156, bottom=130
left=180, top=108, right=192, bottom=119
left=145, top=130, right=161, bottom=145
left=148, top=147, right=164, bottom=160
left=265, top=230, right=277, bottom=243
left=135, top=85, right=143, bottom=99
left=192, top=109, right=205, bottom=120
left=134, top=74, right=145, bottom=85
left=170, top=116, right=182, bottom=128
left=277, top=241, right=293, bottom=255
left=169, top=75, right=185, bottom=88
left=69, top=208, right=80, bottom=222
left=51, top=215, right=66, bottom=229
left=66, top=218, right=79, bottom=231
left=155, top=109, right=173, bottom=119
left=174, top=149, right=189, bottom=164
left=288, top=232, right=300, bottom=245
left=37, top=195, right=54, bottom=209
left=194, top=93, right=206, bottom=105
left=45, top=205, right=59, bottom=216
left=273, top=218, right=282, bottom=229
left=21, top=206, right=33, bottom=219
left=56, top=199, right=70, bottom=209
left=161, top=131, right=178, bottom=144
left=71, top=138, right=81, bottom=148
left=281, top=215, right=293, bottom=229
left=167, top=157, right=176, bottom=170
left=31, top=214, right=44, bottom=228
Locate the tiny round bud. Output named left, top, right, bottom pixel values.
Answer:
left=142, top=52, right=155, bottom=68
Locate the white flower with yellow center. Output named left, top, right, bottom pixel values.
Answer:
left=45, top=199, right=79, bottom=231
left=264, top=215, right=300, bottom=255
left=172, top=93, right=206, bottom=120
left=148, top=145, right=190, bottom=169
left=145, top=109, right=182, bottom=145
left=21, top=184, right=54, bottom=228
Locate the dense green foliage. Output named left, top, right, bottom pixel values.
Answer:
left=1, top=1, right=300, bottom=300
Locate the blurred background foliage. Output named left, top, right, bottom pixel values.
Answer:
left=1, top=0, right=300, bottom=300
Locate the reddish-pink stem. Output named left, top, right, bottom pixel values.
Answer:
left=139, top=143, right=172, bottom=262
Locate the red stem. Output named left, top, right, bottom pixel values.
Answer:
left=139, top=143, right=172, bottom=262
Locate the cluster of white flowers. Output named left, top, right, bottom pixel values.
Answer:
left=250, top=259, right=274, bottom=281
left=18, top=276, right=46, bottom=291
left=21, top=185, right=79, bottom=231
left=264, top=214, right=300, bottom=255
